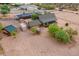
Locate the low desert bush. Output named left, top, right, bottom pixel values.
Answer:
left=65, top=27, right=78, bottom=39
left=55, top=29, right=70, bottom=44
left=0, top=23, right=3, bottom=32
left=31, top=27, right=37, bottom=34
left=48, top=23, right=77, bottom=44
left=65, top=23, right=69, bottom=27
left=31, top=27, right=41, bottom=34
left=48, top=23, right=60, bottom=37
left=0, top=45, right=4, bottom=54
left=72, top=30, right=78, bottom=35
left=11, top=31, right=17, bottom=38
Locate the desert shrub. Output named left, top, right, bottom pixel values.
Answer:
left=65, top=27, right=78, bottom=39
left=32, top=14, right=39, bottom=20
left=31, top=27, right=37, bottom=33
left=72, top=30, right=78, bottom=35
left=11, top=31, right=17, bottom=38
left=0, top=36, right=2, bottom=40
left=13, top=3, right=22, bottom=7
left=70, top=7, right=78, bottom=11
left=48, top=24, right=72, bottom=44
left=55, top=30, right=70, bottom=44
left=0, top=45, right=4, bottom=54
left=65, top=23, right=69, bottom=27
left=39, top=4, right=55, bottom=10
left=48, top=23, right=60, bottom=37
left=48, top=23, right=78, bottom=44
left=0, top=23, right=3, bottom=32
left=31, top=27, right=41, bottom=34
left=60, top=27, right=63, bottom=30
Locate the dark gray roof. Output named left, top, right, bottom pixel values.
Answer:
left=38, top=13, right=57, bottom=23
left=28, top=20, right=41, bottom=27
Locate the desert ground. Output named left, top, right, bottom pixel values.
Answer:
left=0, top=10, right=79, bottom=56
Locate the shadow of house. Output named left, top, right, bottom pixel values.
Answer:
left=3, top=25, right=16, bottom=36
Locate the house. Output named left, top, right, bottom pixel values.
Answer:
left=28, top=13, right=57, bottom=27
left=19, top=5, right=27, bottom=10
left=19, top=5, right=38, bottom=11
left=3, top=25, right=16, bottom=36
left=33, top=10, right=45, bottom=15
left=38, top=13, right=57, bottom=26
left=15, top=13, right=32, bottom=20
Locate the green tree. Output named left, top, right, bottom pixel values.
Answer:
left=55, top=30, right=70, bottom=44
left=39, top=4, right=55, bottom=10
left=32, top=14, right=39, bottom=20
left=13, top=3, right=22, bottom=7
left=48, top=24, right=71, bottom=44
left=48, top=23, right=60, bottom=37
left=0, top=4, right=10, bottom=16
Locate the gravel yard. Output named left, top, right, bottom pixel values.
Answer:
left=0, top=10, right=79, bottom=56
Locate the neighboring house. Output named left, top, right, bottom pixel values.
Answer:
left=19, top=5, right=38, bottom=12
left=19, top=5, right=27, bottom=10
left=33, top=10, right=45, bottom=15
left=15, top=13, right=32, bottom=20
left=38, top=13, right=57, bottom=26
left=3, top=25, right=16, bottom=36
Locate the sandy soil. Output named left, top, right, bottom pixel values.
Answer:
left=0, top=10, right=79, bottom=56
left=0, top=14, right=15, bottom=19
